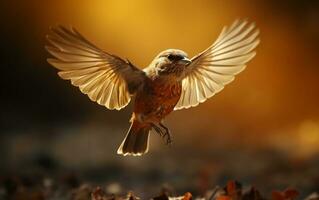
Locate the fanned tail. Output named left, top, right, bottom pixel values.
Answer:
left=117, top=121, right=150, bottom=156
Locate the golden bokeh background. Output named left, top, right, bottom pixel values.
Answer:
left=1, top=0, right=319, bottom=196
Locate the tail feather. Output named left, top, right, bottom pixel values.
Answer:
left=117, top=121, right=150, bottom=156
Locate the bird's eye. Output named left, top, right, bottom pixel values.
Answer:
left=167, top=54, right=175, bottom=60
left=167, top=54, right=183, bottom=61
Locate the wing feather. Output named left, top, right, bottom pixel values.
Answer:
left=46, top=25, right=146, bottom=110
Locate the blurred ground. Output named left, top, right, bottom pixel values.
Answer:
left=0, top=0, right=319, bottom=199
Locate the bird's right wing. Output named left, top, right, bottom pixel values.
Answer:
left=175, top=20, right=259, bottom=110
left=46, top=26, right=146, bottom=110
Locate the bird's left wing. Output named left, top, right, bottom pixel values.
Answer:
left=46, top=26, right=146, bottom=110
left=175, top=20, right=260, bottom=110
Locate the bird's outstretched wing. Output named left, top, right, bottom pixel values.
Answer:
left=46, top=26, right=146, bottom=110
left=174, top=20, right=260, bottom=110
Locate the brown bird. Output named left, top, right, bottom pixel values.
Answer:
left=46, top=19, right=259, bottom=156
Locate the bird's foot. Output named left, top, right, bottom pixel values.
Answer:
left=151, top=123, right=172, bottom=146
left=151, top=123, right=165, bottom=137
left=165, top=135, right=172, bottom=146
left=159, top=123, right=172, bottom=146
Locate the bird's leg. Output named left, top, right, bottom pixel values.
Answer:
left=150, top=123, right=165, bottom=137
left=150, top=122, right=172, bottom=145
left=159, top=122, right=172, bottom=145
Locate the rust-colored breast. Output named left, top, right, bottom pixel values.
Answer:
left=133, top=79, right=182, bottom=122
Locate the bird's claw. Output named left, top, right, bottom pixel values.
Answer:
left=165, top=135, right=172, bottom=146
left=159, top=123, right=172, bottom=146
left=151, top=123, right=173, bottom=146
left=161, top=131, right=172, bottom=146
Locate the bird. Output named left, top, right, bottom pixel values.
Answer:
left=46, top=19, right=259, bottom=156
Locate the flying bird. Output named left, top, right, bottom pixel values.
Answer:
left=46, top=19, right=260, bottom=156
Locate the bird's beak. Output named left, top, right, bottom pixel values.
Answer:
left=178, top=57, right=192, bottom=65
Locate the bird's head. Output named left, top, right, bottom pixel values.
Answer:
left=150, top=49, right=191, bottom=80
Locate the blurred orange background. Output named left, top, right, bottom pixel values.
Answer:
left=1, top=0, right=319, bottom=196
